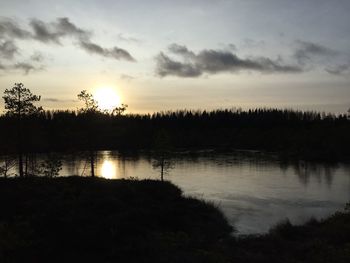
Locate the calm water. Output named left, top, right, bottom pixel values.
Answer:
left=4, top=150, right=350, bottom=234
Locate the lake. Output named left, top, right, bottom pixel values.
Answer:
left=3, top=150, right=350, bottom=234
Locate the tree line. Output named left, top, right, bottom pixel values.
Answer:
left=1, top=83, right=350, bottom=177
left=0, top=83, right=127, bottom=177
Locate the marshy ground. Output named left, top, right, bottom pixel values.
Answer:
left=0, top=177, right=349, bottom=263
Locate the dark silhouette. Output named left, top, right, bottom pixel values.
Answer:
left=77, top=90, right=99, bottom=177
left=0, top=155, right=16, bottom=177
left=2, top=83, right=42, bottom=177
left=41, top=153, right=62, bottom=177
left=1, top=85, right=349, bottom=163
left=112, top=103, right=128, bottom=116
left=1, top=107, right=349, bottom=161
left=0, top=106, right=350, bottom=161
left=0, top=177, right=349, bottom=263
left=0, top=84, right=349, bottom=263
left=152, top=130, right=173, bottom=181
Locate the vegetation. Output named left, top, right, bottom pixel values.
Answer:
left=228, top=208, right=350, bottom=263
left=0, top=177, right=232, bottom=263
left=1, top=83, right=349, bottom=261
left=2, top=83, right=42, bottom=177
left=77, top=90, right=100, bottom=177
left=1, top=83, right=349, bottom=167
left=0, top=177, right=349, bottom=263
left=1, top=107, right=349, bottom=162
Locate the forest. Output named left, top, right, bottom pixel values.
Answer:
left=1, top=83, right=350, bottom=179
left=1, top=106, right=349, bottom=161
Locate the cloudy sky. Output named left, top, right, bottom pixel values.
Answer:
left=0, top=0, right=349, bottom=113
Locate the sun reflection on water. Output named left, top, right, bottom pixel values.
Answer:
left=100, top=160, right=117, bottom=179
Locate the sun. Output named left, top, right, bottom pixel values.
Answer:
left=94, top=87, right=121, bottom=111
left=100, top=160, right=117, bottom=179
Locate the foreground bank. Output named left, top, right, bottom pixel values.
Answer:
left=0, top=177, right=349, bottom=262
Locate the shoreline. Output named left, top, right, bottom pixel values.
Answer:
left=0, top=177, right=349, bottom=262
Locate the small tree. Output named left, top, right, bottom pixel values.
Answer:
left=2, top=83, right=42, bottom=177
left=77, top=90, right=99, bottom=177
left=112, top=103, right=128, bottom=116
left=152, top=130, right=173, bottom=181
left=41, top=154, right=62, bottom=178
left=77, top=90, right=99, bottom=113
left=0, top=156, right=16, bottom=178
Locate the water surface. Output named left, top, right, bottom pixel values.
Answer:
left=4, top=151, right=350, bottom=234
left=58, top=151, right=350, bottom=234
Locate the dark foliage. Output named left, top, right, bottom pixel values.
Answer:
left=0, top=177, right=232, bottom=263
left=0, top=108, right=349, bottom=161
left=228, top=210, right=350, bottom=263
left=0, top=177, right=349, bottom=262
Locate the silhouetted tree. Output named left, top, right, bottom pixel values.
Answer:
left=152, top=130, right=173, bottom=181
left=112, top=103, right=128, bottom=116
left=77, top=90, right=99, bottom=177
left=41, top=153, right=62, bottom=177
left=77, top=90, right=99, bottom=113
left=25, top=153, right=42, bottom=177
left=0, top=106, right=349, bottom=162
left=2, top=83, right=42, bottom=177
left=0, top=155, right=16, bottom=178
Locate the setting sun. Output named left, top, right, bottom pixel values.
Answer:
left=94, top=87, right=121, bottom=111
left=100, top=160, right=117, bottom=179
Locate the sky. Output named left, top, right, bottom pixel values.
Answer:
left=0, top=0, right=349, bottom=114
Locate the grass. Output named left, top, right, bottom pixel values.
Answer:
left=0, top=177, right=349, bottom=262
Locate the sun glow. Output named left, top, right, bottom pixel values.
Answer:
left=100, top=160, right=117, bottom=179
left=94, top=87, right=121, bottom=111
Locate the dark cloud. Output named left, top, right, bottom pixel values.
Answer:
left=168, top=43, right=195, bottom=58
left=29, top=17, right=90, bottom=44
left=0, top=61, right=44, bottom=74
left=325, top=64, right=350, bottom=75
left=32, top=18, right=135, bottom=61
left=1, top=17, right=135, bottom=63
left=30, top=19, right=62, bottom=44
left=13, top=62, right=43, bottom=75
left=0, top=40, right=18, bottom=59
left=196, top=50, right=302, bottom=73
left=156, top=44, right=302, bottom=77
left=79, top=41, right=105, bottom=54
left=79, top=40, right=136, bottom=62
left=156, top=52, right=201, bottom=77
left=218, top=43, right=237, bottom=51
left=55, top=17, right=90, bottom=40
left=227, top=43, right=237, bottom=51
left=294, top=40, right=338, bottom=64
left=0, top=18, right=31, bottom=39
left=30, top=51, right=45, bottom=62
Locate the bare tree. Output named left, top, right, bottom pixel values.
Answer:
left=2, top=83, right=42, bottom=177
